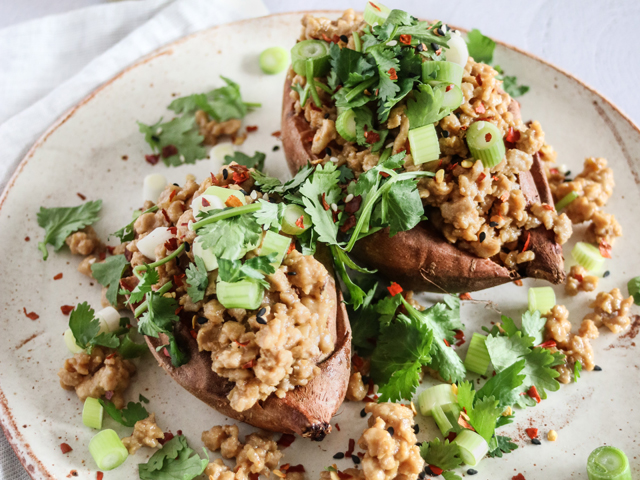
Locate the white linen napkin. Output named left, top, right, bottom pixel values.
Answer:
left=0, top=1, right=268, bottom=476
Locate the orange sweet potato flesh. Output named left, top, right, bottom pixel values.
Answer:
left=121, top=271, right=351, bottom=440
left=281, top=78, right=565, bottom=292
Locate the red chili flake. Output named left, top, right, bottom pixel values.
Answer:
left=379, top=171, right=390, bottom=178
left=475, top=102, right=486, bottom=114
left=97, top=473, right=104, bottom=480
left=169, top=189, right=178, bottom=202
left=477, top=172, right=486, bottom=183
left=23, top=307, right=39, bottom=320
left=475, top=74, right=483, bottom=86
left=287, top=241, right=296, bottom=255
left=242, top=359, right=256, bottom=369
left=287, top=465, right=306, bottom=473
left=98, top=251, right=107, bottom=261
left=399, top=34, right=412, bottom=45
left=362, top=396, right=375, bottom=403
left=173, top=274, right=185, bottom=287
left=345, top=438, right=356, bottom=457
left=271, top=130, right=281, bottom=138
left=543, top=204, right=554, bottom=211
left=337, top=472, right=352, bottom=480
left=225, top=195, right=244, bottom=208
left=277, top=434, right=296, bottom=448
left=246, top=125, right=258, bottom=132
left=505, top=126, right=521, bottom=143
left=599, top=241, right=612, bottom=259
left=457, top=414, right=474, bottom=431
left=234, top=340, right=250, bottom=347
left=522, top=232, right=531, bottom=252
left=527, top=385, right=541, bottom=403
left=443, top=338, right=451, bottom=347
left=446, top=162, right=458, bottom=172
left=306, top=135, right=315, bottom=143
left=60, top=443, right=72, bottom=454
left=365, top=130, right=381, bottom=144
left=405, top=138, right=411, bottom=154
left=24, top=236, right=30, bottom=242
left=295, top=215, right=305, bottom=229
left=340, top=215, right=356, bottom=233
left=161, top=208, right=171, bottom=223
left=344, top=195, right=362, bottom=214
left=459, top=292, right=472, bottom=301
left=168, top=226, right=177, bottom=235
left=352, top=354, right=365, bottom=371
left=321, top=33, right=332, bottom=43
left=429, top=466, right=444, bottom=476
left=145, top=154, right=160, bottom=165
left=189, top=329, right=197, bottom=339
left=199, top=196, right=211, bottom=208
left=162, top=145, right=178, bottom=158
left=230, top=164, right=251, bottom=184
left=445, top=431, right=457, bottom=442
left=158, top=432, right=174, bottom=445
left=512, top=475, right=526, bottom=480
left=514, top=279, right=523, bottom=286
left=537, top=340, right=556, bottom=349
left=525, top=428, right=539, bottom=439
left=549, top=168, right=559, bottom=175
left=162, top=347, right=170, bottom=358
left=388, top=68, right=398, bottom=80
left=60, top=305, right=74, bottom=315
left=175, top=306, right=183, bottom=315
left=387, top=282, right=403, bottom=297
left=77, top=193, right=86, bottom=200
left=53, top=273, right=63, bottom=280
left=332, top=34, right=341, bottom=44
left=164, top=237, right=178, bottom=251
left=249, top=474, right=260, bottom=480
left=367, top=378, right=375, bottom=396
left=321, top=193, right=330, bottom=211
left=369, top=1, right=381, bottom=10
left=485, top=133, right=492, bottom=143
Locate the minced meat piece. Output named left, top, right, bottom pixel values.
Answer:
left=583, top=288, right=634, bottom=333
left=346, top=372, right=367, bottom=401
left=563, top=334, right=595, bottom=371
left=202, top=425, right=243, bottom=459
left=585, top=210, right=622, bottom=246
left=544, top=305, right=571, bottom=344
left=66, top=226, right=102, bottom=256
left=565, top=265, right=598, bottom=296
left=122, top=413, right=164, bottom=454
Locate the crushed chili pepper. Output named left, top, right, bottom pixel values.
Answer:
left=505, top=126, right=521, bottom=143
left=321, top=193, right=330, bottom=211
left=246, top=125, right=258, bottom=132
left=23, top=307, right=39, bottom=320
left=158, top=432, right=174, bottom=445
left=352, top=354, right=364, bottom=371
left=24, top=236, right=30, bottom=242
left=345, top=438, right=356, bottom=457
left=477, top=172, right=486, bottom=183
left=454, top=329, right=465, bottom=347
left=210, top=172, right=219, bottom=185
left=164, top=237, right=178, bottom=251
left=344, top=195, right=362, bottom=214
left=168, top=226, right=177, bottom=235
left=445, top=431, right=457, bottom=442
left=522, top=232, right=531, bottom=252
left=162, top=347, right=170, bottom=358
left=337, top=472, right=352, bottom=480
left=475, top=103, right=486, bottom=114
left=369, top=1, right=381, bottom=10
left=234, top=340, right=250, bottom=347
left=459, top=292, right=472, bottom=301
left=53, top=273, right=63, bottom=280
left=399, top=34, right=412, bottom=45
left=249, top=474, right=259, bottom=480
left=242, top=359, right=256, bottom=369
left=457, top=414, right=474, bottom=431
left=527, top=385, right=541, bottom=403
left=162, top=145, right=178, bottom=158
left=97, top=472, right=104, bottom=480
left=365, top=130, right=381, bottom=144
left=287, top=241, right=295, bottom=254
left=514, top=279, right=523, bottom=286
left=77, top=192, right=86, bottom=200
left=537, top=340, right=556, bottom=349
left=340, top=215, right=356, bottom=233
left=429, top=466, right=444, bottom=476
left=60, top=443, right=72, bottom=454
left=277, top=433, right=296, bottom=448
left=443, top=338, right=451, bottom=347
left=161, top=208, right=171, bottom=223
left=485, top=133, right=492, bottom=142
left=379, top=171, right=390, bottom=178
left=334, top=423, right=341, bottom=431
left=512, top=475, right=526, bottom=480
left=387, top=282, right=403, bottom=297
left=543, top=204, right=554, bottom=211
left=525, top=428, right=539, bottom=439
left=230, top=165, right=251, bottom=184
left=271, top=130, right=281, bottom=138
left=295, top=215, right=305, bottom=229
left=599, top=241, right=612, bottom=259
left=332, top=34, right=341, bottom=44
left=387, top=68, right=398, bottom=80
left=321, top=33, right=332, bottom=43
left=60, top=305, right=74, bottom=315
left=225, top=195, right=243, bottom=208
left=287, top=465, right=305, bottom=473
left=145, top=154, right=160, bottom=165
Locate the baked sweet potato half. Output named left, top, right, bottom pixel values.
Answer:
left=280, top=17, right=571, bottom=293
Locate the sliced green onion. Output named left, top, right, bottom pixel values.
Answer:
left=439, top=84, right=464, bottom=111
left=89, top=429, right=128, bottom=471
left=378, top=147, right=392, bottom=165
left=259, top=46, right=289, bottom=74
left=204, top=186, right=245, bottom=206
left=466, top=121, right=505, bottom=168
left=418, top=383, right=457, bottom=416
left=353, top=32, right=362, bottom=52
left=555, top=191, right=580, bottom=211
left=192, top=203, right=261, bottom=231
left=64, top=328, right=85, bottom=354
left=217, top=280, right=264, bottom=310
left=363, top=1, right=390, bottom=26
left=291, top=39, right=330, bottom=77
left=306, top=58, right=323, bottom=108
left=572, top=242, right=606, bottom=272
left=528, top=286, right=556, bottom=315
left=432, top=405, right=454, bottom=435
left=464, top=333, right=491, bottom=375
left=281, top=205, right=311, bottom=235
left=336, top=109, right=357, bottom=142
left=258, top=230, right=291, bottom=267
left=442, top=402, right=462, bottom=433
left=454, top=429, right=489, bottom=467
left=82, top=397, right=104, bottom=430
left=587, top=446, right=631, bottom=480
left=422, top=61, right=464, bottom=87
left=408, top=124, right=440, bottom=165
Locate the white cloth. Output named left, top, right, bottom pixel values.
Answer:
left=0, top=1, right=268, bottom=476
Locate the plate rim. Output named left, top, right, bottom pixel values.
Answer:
left=1, top=10, right=639, bottom=480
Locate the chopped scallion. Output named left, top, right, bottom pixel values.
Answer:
left=422, top=61, right=464, bottom=88
left=280, top=204, right=311, bottom=235
left=258, top=230, right=291, bottom=267
left=259, top=46, right=289, bottom=75
left=454, top=429, right=489, bottom=466
left=465, top=121, right=505, bottom=168
left=89, top=429, right=128, bottom=470
left=82, top=397, right=104, bottom=430
left=408, top=124, right=440, bottom=165
left=290, top=40, right=330, bottom=77
left=572, top=242, right=606, bottom=272
left=418, top=383, right=457, bottom=416
left=336, top=109, right=358, bottom=142
left=363, top=1, right=391, bottom=26
left=217, top=280, right=264, bottom=310
left=64, top=328, right=85, bottom=354
left=555, top=190, right=580, bottom=211
left=587, top=446, right=631, bottom=480
left=464, top=333, right=491, bottom=375
left=432, top=404, right=454, bottom=435
left=528, top=287, right=556, bottom=315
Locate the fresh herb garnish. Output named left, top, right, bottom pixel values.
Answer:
left=196, top=210, right=262, bottom=260
left=217, top=254, right=277, bottom=289
left=224, top=151, right=266, bottom=170
left=299, top=163, right=342, bottom=244
left=574, top=360, right=582, bottom=382
left=36, top=200, right=102, bottom=260
left=253, top=200, right=285, bottom=231
left=420, top=438, right=463, bottom=471
left=488, top=435, right=518, bottom=458
left=457, top=381, right=503, bottom=443
left=99, top=399, right=148, bottom=427
left=121, top=268, right=160, bottom=305
left=111, top=205, right=158, bottom=243
left=68, top=302, right=119, bottom=351
left=91, top=254, right=129, bottom=306
left=118, top=332, right=149, bottom=359
left=138, top=435, right=209, bottom=480
left=628, top=276, right=640, bottom=305
left=185, top=256, right=208, bottom=303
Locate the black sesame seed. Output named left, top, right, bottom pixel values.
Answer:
left=415, top=442, right=422, bottom=447
left=324, top=113, right=330, bottom=119
left=418, top=473, right=426, bottom=480
left=197, top=316, right=208, bottom=324
left=223, top=169, right=228, bottom=180
left=174, top=256, right=180, bottom=267
left=387, top=427, right=394, bottom=436
left=416, top=43, right=425, bottom=52
left=563, top=178, right=573, bottom=182
left=326, top=147, right=332, bottom=155
left=413, top=424, right=419, bottom=434
left=442, top=130, right=450, bottom=138
left=256, top=316, right=267, bottom=325
left=287, top=271, right=297, bottom=276
left=272, top=145, right=280, bottom=151
left=594, top=365, right=602, bottom=371
left=241, top=190, right=249, bottom=195
left=424, top=466, right=434, bottom=476
left=352, top=455, right=361, bottom=465
left=360, top=408, right=366, bottom=418
left=467, top=469, right=478, bottom=475
left=258, top=307, right=267, bottom=316
left=436, top=27, right=444, bottom=36
left=333, top=452, right=345, bottom=459
left=479, top=231, right=487, bottom=243
left=340, top=35, right=349, bottom=43
left=532, top=438, right=541, bottom=445
left=173, top=183, right=180, bottom=187
left=151, top=135, right=160, bottom=142
left=603, top=270, right=610, bottom=278
left=431, top=42, right=440, bottom=52
left=489, top=221, right=499, bottom=227
left=565, top=170, right=571, bottom=176
left=184, top=242, right=191, bottom=252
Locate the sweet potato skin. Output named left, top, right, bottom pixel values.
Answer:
left=122, top=275, right=351, bottom=440
left=281, top=77, right=565, bottom=292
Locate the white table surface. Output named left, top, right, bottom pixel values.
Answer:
left=1, top=1, right=638, bottom=479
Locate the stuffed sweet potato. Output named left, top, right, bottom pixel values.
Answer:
left=120, top=165, right=351, bottom=440
left=280, top=10, right=572, bottom=293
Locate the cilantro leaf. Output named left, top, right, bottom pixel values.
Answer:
left=456, top=382, right=502, bottom=443
left=137, top=293, right=179, bottom=338
left=139, top=435, right=209, bottom=480
left=111, top=205, right=158, bottom=243
left=369, top=47, right=400, bottom=103
left=197, top=212, right=262, bottom=260
left=521, top=347, right=563, bottom=399
left=442, top=473, right=462, bottom=480
left=251, top=171, right=282, bottom=192
left=122, top=268, right=160, bottom=305
left=488, top=435, right=518, bottom=458
left=118, top=332, right=149, bottom=359
left=574, top=360, right=582, bottom=382
left=91, top=332, right=120, bottom=349
left=329, top=43, right=375, bottom=88
left=466, top=29, right=495, bottom=64
left=218, top=254, right=276, bottom=288
left=502, top=75, right=530, bottom=98
left=476, top=359, right=526, bottom=408
left=338, top=164, right=355, bottom=183
left=185, top=256, right=208, bottom=303
left=253, top=200, right=285, bottom=231
left=485, top=332, right=533, bottom=372
left=69, top=302, right=101, bottom=350
left=406, top=83, right=453, bottom=129
left=138, top=115, right=207, bottom=166
left=380, top=179, right=423, bottom=236
left=349, top=284, right=382, bottom=356
left=521, top=310, right=545, bottom=346
left=397, top=21, right=450, bottom=47
left=224, top=151, right=266, bottom=170
left=99, top=400, right=148, bottom=427
left=420, top=438, right=462, bottom=471
left=299, top=163, right=342, bottom=245
left=330, top=245, right=368, bottom=310
left=371, top=311, right=433, bottom=402
left=36, top=200, right=102, bottom=260
left=91, top=255, right=129, bottom=306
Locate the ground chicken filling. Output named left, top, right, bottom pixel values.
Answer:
left=289, top=11, right=572, bottom=264
left=122, top=413, right=164, bottom=454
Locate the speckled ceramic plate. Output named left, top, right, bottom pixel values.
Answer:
left=1, top=11, right=639, bottom=480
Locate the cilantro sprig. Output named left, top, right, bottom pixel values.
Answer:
left=138, top=435, right=208, bottom=480
left=91, top=254, right=129, bottom=306
left=185, top=256, right=208, bottom=303
left=99, top=400, right=149, bottom=427
left=217, top=254, right=277, bottom=289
